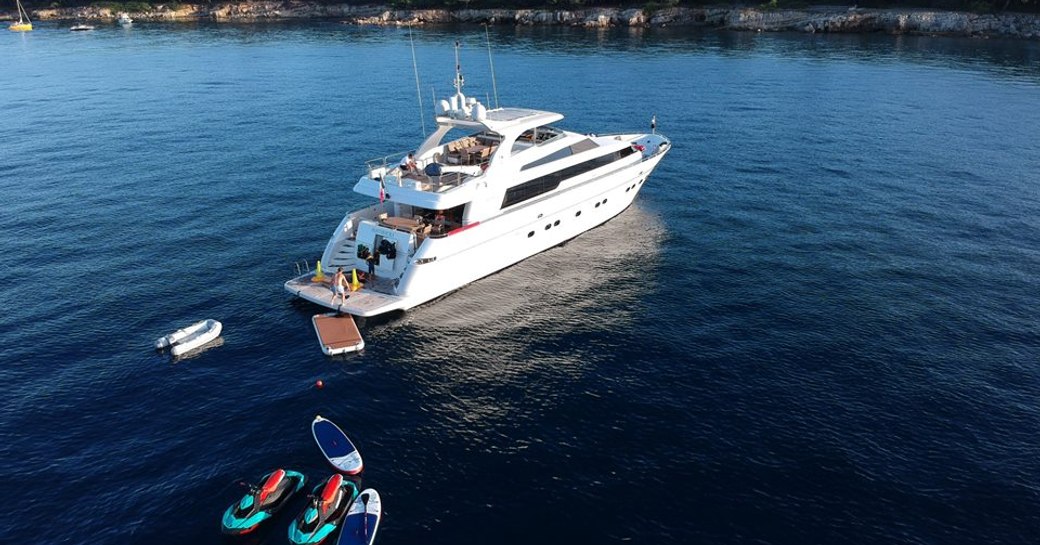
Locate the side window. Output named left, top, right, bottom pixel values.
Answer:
left=502, top=149, right=628, bottom=209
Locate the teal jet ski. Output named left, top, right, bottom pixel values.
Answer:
left=221, top=469, right=307, bottom=535
left=288, top=473, right=359, bottom=544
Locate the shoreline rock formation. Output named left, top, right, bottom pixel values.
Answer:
left=6, top=3, right=1039, bottom=40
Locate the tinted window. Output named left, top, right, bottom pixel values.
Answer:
left=502, top=147, right=636, bottom=209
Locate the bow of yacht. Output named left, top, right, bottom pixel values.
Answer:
left=285, top=52, right=670, bottom=317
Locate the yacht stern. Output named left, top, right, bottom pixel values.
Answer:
left=284, top=274, right=408, bottom=317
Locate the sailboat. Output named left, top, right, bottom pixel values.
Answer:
left=8, top=0, right=33, bottom=32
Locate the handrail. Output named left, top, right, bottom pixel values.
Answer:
left=366, top=149, right=413, bottom=184
left=367, top=163, right=488, bottom=193
left=367, top=150, right=448, bottom=188
left=365, top=140, right=493, bottom=187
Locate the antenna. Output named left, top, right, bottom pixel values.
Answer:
left=485, top=25, right=500, bottom=109
left=409, top=28, right=426, bottom=136
left=453, top=41, right=464, bottom=95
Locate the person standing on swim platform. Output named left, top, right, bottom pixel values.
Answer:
left=331, top=267, right=348, bottom=304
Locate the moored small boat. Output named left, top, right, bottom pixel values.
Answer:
left=116, top=12, right=132, bottom=25
left=8, top=0, right=32, bottom=31
left=155, top=319, right=222, bottom=356
left=222, top=469, right=307, bottom=535
left=70, top=24, right=95, bottom=31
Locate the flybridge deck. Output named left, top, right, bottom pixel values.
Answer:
left=284, top=274, right=408, bottom=317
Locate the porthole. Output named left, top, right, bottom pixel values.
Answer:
left=553, top=220, right=560, bottom=227
left=603, top=198, right=608, bottom=204
left=528, top=231, right=534, bottom=238
left=545, top=224, right=551, bottom=230
left=594, top=202, right=600, bottom=208
left=575, top=211, right=582, bottom=217
left=625, top=186, right=630, bottom=192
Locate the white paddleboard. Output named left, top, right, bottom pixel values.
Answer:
left=312, top=415, right=363, bottom=475
left=338, top=489, right=381, bottom=545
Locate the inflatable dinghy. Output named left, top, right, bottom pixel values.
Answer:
left=156, top=319, right=222, bottom=356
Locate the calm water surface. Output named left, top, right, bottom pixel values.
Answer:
left=2, top=22, right=1040, bottom=545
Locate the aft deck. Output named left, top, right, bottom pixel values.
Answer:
left=284, top=274, right=408, bottom=317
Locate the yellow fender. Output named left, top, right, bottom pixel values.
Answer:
left=350, top=269, right=361, bottom=291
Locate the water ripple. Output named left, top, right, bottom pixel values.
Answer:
left=1, top=22, right=1040, bottom=545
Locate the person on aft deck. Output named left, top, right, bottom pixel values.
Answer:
left=367, top=251, right=377, bottom=280
left=331, top=267, right=348, bottom=305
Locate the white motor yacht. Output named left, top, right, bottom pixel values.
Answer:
left=117, top=12, right=133, bottom=26
left=285, top=49, right=670, bottom=317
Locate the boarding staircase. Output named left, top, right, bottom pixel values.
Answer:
left=325, top=238, right=358, bottom=271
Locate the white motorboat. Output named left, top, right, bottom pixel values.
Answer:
left=285, top=45, right=670, bottom=317
left=70, top=23, right=95, bottom=31
left=155, top=319, right=222, bottom=356
left=116, top=12, right=132, bottom=26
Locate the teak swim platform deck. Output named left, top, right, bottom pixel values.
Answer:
left=286, top=273, right=407, bottom=317
left=312, top=313, right=365, bottom=355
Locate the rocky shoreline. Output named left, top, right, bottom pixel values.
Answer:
left=7, top=3, right=1039, bottom=40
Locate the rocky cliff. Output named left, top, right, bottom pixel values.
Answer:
left=10, top=3, right=1040, bottom=40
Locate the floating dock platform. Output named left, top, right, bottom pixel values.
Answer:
left=312, top=313, right=365, bottom=355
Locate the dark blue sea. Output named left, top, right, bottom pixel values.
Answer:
left=2, top=21, right=1040, bottom=545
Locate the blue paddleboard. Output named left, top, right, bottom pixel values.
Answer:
left=312, top=415, right=364, bottom=475
left=337, top=489, right=381, bottom=545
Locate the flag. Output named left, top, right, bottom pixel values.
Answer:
left=378, top=178, right=385, bottom=203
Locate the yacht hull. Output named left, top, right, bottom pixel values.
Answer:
left=286, top=149, right=667, bottom=317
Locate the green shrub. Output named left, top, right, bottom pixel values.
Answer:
left=643, top=0, right=678, bottom=14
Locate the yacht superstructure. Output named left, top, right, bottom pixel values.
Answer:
left=285, top=53, right=670, bottom=317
